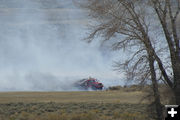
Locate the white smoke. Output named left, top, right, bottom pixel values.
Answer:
left=0, top=0, right=124, bottom=91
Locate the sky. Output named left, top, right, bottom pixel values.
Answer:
left=0, top=0, right=125, bottom=91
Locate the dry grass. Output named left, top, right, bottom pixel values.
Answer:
left=0, top=87, right=169, bottom=120
left=0, top=90, right=145, bottom=104
left=0, top=102, right=149, bottom=120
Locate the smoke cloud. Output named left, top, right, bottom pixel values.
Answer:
left=0, top=0, right=124, bottom=91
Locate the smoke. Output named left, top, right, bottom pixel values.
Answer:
left=0, top=0, right=124, bottom=91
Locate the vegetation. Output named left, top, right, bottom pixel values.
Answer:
left=0, top=85, right=171, bottom=120
left=80, top=0, right=180, bottom=119
left=0, top=89, right=150, bottom=120
left=0, top=102, right=149, bottom=120
left=0, top=90, right=144, bottom=104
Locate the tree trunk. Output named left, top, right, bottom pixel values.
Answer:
left=174, top=68, right=180, bottom=104
left=171, top=55, right=180, bottom=104
left=174, top=87, right=180, bottom=104
left=148, top=54, right=163, bottom=120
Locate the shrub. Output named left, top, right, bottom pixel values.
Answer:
left=108, top=86, right=123, bottom=91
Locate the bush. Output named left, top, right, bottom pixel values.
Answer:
left=108, top=86, right=123, bottom=91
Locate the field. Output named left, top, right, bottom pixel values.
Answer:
left=0, top=89, right=155, bottom=120
left=0, top=90, right=145, bottom=104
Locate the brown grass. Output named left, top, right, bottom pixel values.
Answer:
left=0, top=102, right=149, bottom=120
left=0, top=90, right=145, bottom=104
left=0, top=86, right=169, bottom=120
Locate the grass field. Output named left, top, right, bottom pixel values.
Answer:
left=0, top=90, right=155, bottom=120
left=0, top=90, right=145, bottom=104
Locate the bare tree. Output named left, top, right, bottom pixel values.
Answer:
left=150, top=0, right=180, bottom=104
left=80, top=0, right=165, bottom=119
left=79, top=0, right=180, bottom=119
